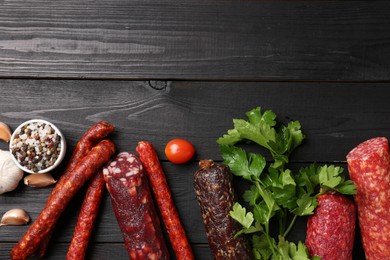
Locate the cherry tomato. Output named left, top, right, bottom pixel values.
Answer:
left=165, top=138, right=195, bottom=164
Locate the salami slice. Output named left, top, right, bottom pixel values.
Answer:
left=346, top=137, right=390, bottom=259
left=306, top=192, right=356, bottom=260
left=103, top=152, right=169, bottom=260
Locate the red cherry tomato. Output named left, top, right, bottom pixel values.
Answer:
left=165, top=139, right=195, bottom=164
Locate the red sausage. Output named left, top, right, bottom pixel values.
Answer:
left=103, top=152, right=169, bottom=260
left=36, top=121, right=115, bottom=258
left=136, top=141, right=195, bottom=260
left=10, top=140, right=116, bottom=260
left=66, top=170, right=106, bottom=260
left=347, top=137, right=390, bottom=259
left=66, top=121, right=115, bottom=172
left=306, top=192, right=356, bottom=260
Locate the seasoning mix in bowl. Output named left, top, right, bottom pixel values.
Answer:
left=9, top=119, right=66, bottom=174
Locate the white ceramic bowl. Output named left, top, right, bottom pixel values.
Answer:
left=9, top=119, right=66, bottom=174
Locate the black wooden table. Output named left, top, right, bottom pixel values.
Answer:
left=1, top=1, right=390, bottom=259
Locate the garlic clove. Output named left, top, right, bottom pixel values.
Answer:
left=24, top=172, right=57, bottom=188
left=0, top=122, right=12, bottom=143
left=0, top=150, right=24, bottom=195
left=0, top=209, right=30, bottom=226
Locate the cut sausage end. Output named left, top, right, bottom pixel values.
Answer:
left=346, top=137, right=388, bottom=161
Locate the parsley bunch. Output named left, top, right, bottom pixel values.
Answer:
left=217, top=107, right=356, bottom=260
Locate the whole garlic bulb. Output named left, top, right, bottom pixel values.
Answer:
left=0, top=150, right=24, bottom=194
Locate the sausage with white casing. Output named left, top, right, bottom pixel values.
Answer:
left=194, top=159, right=252, bottom=260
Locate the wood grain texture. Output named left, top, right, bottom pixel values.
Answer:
left=0, top=80, right=379, bottom=259
left=0, top=80, right=389, bottom=162
left=0, top=243, right=213, bottom=260
left=0, top=1, right=389, bottom=80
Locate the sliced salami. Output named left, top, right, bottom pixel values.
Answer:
left=347, top=137, right=390, bottom=259
left=103, top=152, right=169, bottom=260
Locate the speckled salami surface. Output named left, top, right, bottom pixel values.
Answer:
left=347, top=137, right=390, bottom=259
left=194, top=160, right=252, bottom=260
left=306, top=192, right=356, bottom=260
left=103, top=152, right=169, bottom=260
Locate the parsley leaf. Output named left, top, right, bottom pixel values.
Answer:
left=292, top=193, right=318, bottom=216
left=220, top=144, right=266, bottom=182
left=217, top=107, right=305, bottom=170
left=230, top=202, right=254, bottom=229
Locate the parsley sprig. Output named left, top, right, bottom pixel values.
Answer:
left=217, top=107, right=356, bottom=260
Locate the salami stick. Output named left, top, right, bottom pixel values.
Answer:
left=136, top=141, right=194, bottom=260
left=194, top=160, right=252, bottom=260
left=347, top=137, right=390, bottom=259
left=35, top=121, right=114, bottom=257
left=66, top=170, right=106, bottom=260
left=306, top=192, right=356, bottom=260
left=10, top=140, right=116, bottom=260
left=103, top=152, right=169, bottom=259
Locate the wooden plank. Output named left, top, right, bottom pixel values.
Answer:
left=0, top=80, right=389, bottom=162
left=0, top=1, right=389, bottom=80
left=0, top=243, right=213, bottom=260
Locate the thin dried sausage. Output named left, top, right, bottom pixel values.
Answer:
left=66, top=170, right=106, bottom=260
left=136, top=141, right=194, bottom=260
left=306, top=192, right=356, bottom=260
left=10, top=140, right=116, bottom=260
left=347, top=137, right=390, bottom=259
left=194, top=159, right=252, bottom=260
left=103, top=152, right=169, bottom=260
left=36, top=121, right=115, bottom=258
left=66, top=121, right=115, bottom=172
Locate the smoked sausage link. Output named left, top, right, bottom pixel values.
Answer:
left=306, top=192, right=356, bottom=260
left=36, top=121, right=115, bottom=258
left=347, top=137, right=390, bottom=259
left=136, top=141, right=194, bottom=260
left=65, top=121, right=115, bottom=173
left=194, top=159, right=252, bottom=260
left=10, top=139, right=116, bottom=260
left=103, top=152, right=169, bottom=260
left=66, top=170, right=106, bottom=260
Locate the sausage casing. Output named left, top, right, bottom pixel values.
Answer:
left=136, top=141, right=194, bottom=260
left=194, top=159, right=252, bottom=260
left=347, top=137, right=390, bottom=259
left=103, top=152, right=169, bottom=260
left=10, top=140, right=116, bottom=260
left=306, top=192, right=356, bottom=260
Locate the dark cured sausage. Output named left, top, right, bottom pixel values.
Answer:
left=194, top=159, right=252, bottom=260
left=10, top=140, right=116, bottom=260
left=305, top=192, right=356, bottom=260
left=103, top=152, right=169, bottom=260
left=136, top=141, right=194, bottom=260
left=66, top=170, right=106, bottom=260
left=347, top=137, right=390, bottom=259
left=36, top=121, right=115, bottom=258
